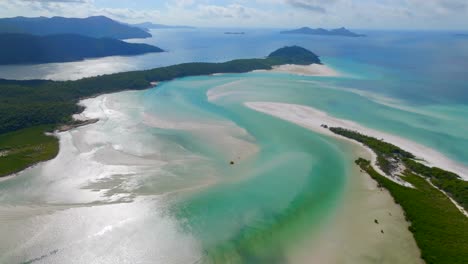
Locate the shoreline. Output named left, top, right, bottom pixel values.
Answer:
left=56, top=118, right=99, bottom=132
left=245, top=101, right=468, bottom=182
left=287, top=141, right=423, bottom=263
left=0, top=82, right=162, bottom=179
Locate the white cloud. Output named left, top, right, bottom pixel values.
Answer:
left=406, top=0, right=467, bottom=16
left=1, top=0, right=160, bottom=22
left=198, top=4, right=254, bottom=19
left=174, top=0, right=195, bottom=8
left=285, top=0, right=337, bottom=13
left=21, top=0, right=87, bottom=2
left=0, top=0, right=467, bottom=29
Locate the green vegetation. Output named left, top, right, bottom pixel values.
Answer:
left=0, top=16, right=151, bottom=39
left=0, top=33, right=163, bottom=65
left=356, top=158, right=468, bottom=264
left=330, top=127, right=415, bottom=174
left=0, top=125, right=59, bottom=177
left=330, top=127, right=468, bottom=211
left=404, top=158, right=468, bottom=210
left=267, top=45, right=321, bottom=65
left=0, top=46, right=320, bottom=135
left=0, top=46, right=321, bottom=177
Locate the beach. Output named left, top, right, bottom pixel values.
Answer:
left=286, top=142, right=423, bottom=264
left=245, top=101, right=468, bottom=181
left=254, top=63, right=340, bottom=77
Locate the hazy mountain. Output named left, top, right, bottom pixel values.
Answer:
left=281, top=27, right=365, bottom=37
left=0, top=33, right=163, bottom=65
left=133, top=22, right=195, bottom=30
left=0, top=16, right=151, bottom=39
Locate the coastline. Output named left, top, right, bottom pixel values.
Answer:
left=244, top=101, right=468, bottom=181
left=0, top=47, right=320, bottom=180
left=287, top=141, right=423, bottom=263
left=0, top=82, right=161, bottom=179
left=57, top=118, right=99, bottom=132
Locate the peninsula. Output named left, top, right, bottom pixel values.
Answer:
left=331, top=128, right=468, bottom=264
left=0, top=46, right=321, bottom=176
left=244, top=101, right=468, bottom=264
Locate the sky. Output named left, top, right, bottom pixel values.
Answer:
left=0, top=0, right=467, bottom=29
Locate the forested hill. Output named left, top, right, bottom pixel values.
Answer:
left=0, top=46, right=321, bottom=134
left=0, top=33, right=164, bottom=65
left=268, top=45, right=321, bottom=65
left=0, top=16, right=151, bottom=39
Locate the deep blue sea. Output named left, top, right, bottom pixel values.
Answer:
left=1, top=28, right=467, bottom=104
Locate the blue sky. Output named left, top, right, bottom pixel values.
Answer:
left=1, top=0, right=467, bottom=29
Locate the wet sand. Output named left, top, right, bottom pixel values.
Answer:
left=245, top=101, right=468, bottom=181
left=286, top=142, right=423, bottom=263
left=254, top=64, right=340, bottom=77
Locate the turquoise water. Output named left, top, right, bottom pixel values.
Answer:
left=0, top=68, right=352, bottom=263
left=170, top=68, right=468, bottom=166
left=131, top=63, right=467, bottom=261
left=139, top=77, right=349, bottom=261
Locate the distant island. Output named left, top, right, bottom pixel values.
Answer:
left=281, top=27, right=365, bottom=37
left=0, top=16, right=151, bottom=39
left=133, top=22, right=195, bottom=30
left=0, top=33, right=164, bottom=65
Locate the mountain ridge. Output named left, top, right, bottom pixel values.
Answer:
left=0, top=16, right=151, bottom=39
left=0, top=33, right=163, bottom=65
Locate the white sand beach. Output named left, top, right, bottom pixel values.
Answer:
left=245, top=102, right=468, bottom=181
left=255, top=63, right=340, bottom=77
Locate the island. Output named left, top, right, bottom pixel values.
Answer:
left=0, top=46, right=321, bottom=176
left=281, top=27, right=365, bottom=37
left=0, top=16, right=151, bottom=39
left=0, top=33, right=164, bottom=65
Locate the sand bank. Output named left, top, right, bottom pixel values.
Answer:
left=254, top=63, right=340, bottom=77
left=244, top=101, right=430, bottom=263
left=245, top=102, right=468, bottom=181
